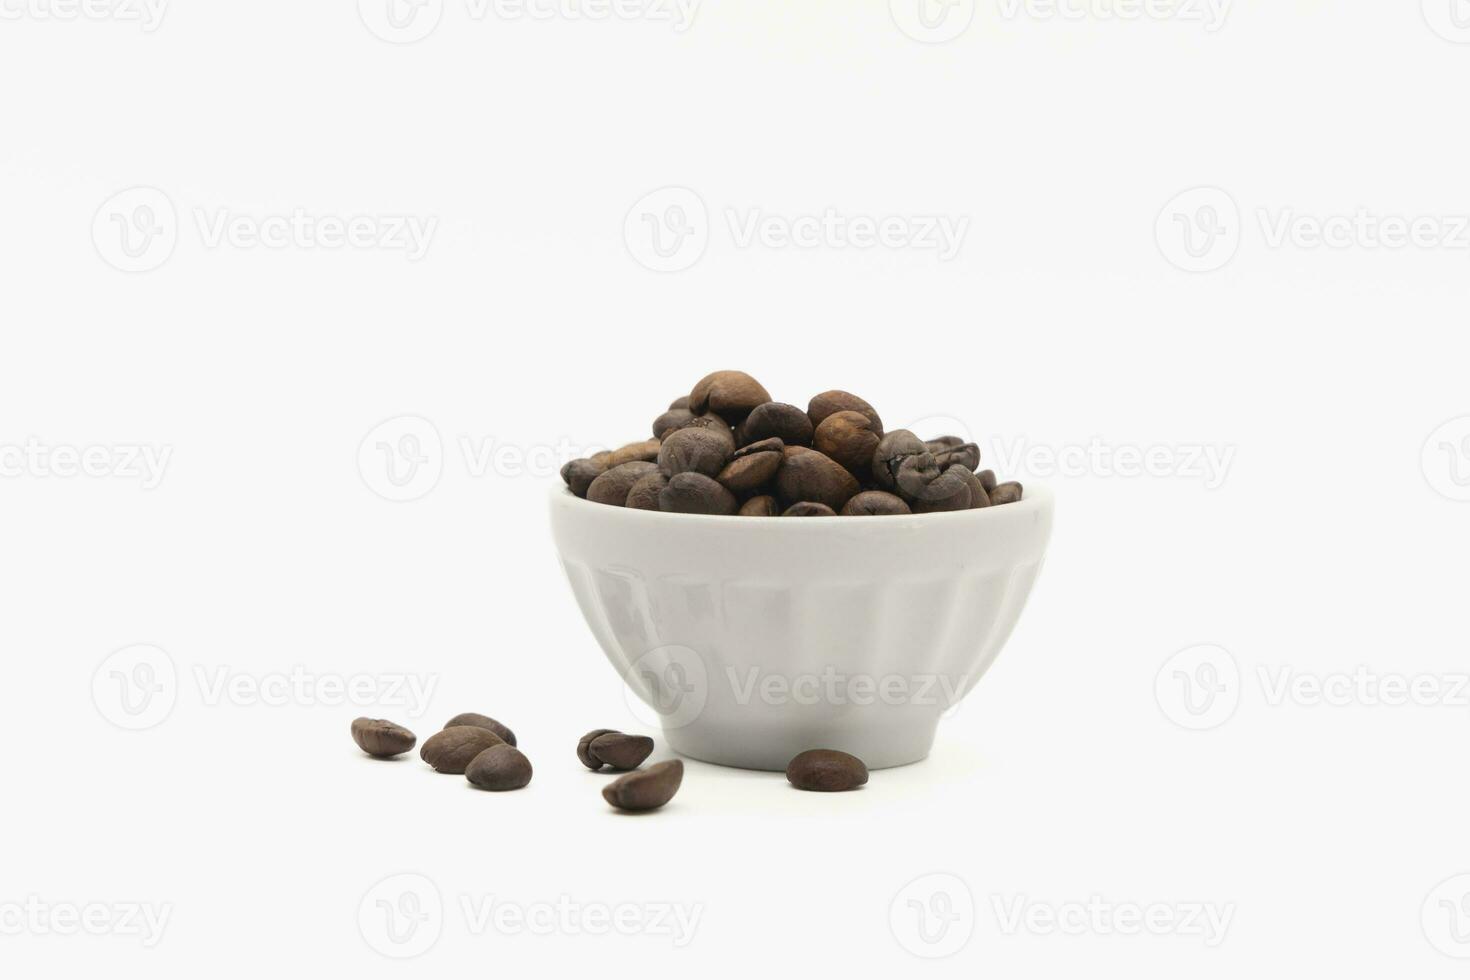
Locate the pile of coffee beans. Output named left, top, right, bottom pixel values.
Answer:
left=561, top=371, right=1023, bottom=516
left=352, top=712, right=532, bottom=791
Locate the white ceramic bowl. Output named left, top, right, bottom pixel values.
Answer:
left=549, top=485, right=1054, bottom=770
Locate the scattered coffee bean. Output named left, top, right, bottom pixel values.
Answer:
left=785, top=749, right=869, bottom=792
left=625, top=471, right=670, bottom=510
left=587, top=732, right=655, bottom=771
left=351, top=718, right=417, bottom=758
left=689, top=370, right=770, bottom=423
left=989, top=481, right=1024, bottom=505
left=586, top=460, right=659, bottom=506
left=717, top=437, right=784, bottom=494
left=784, top=501, right=836, bottom=516
left=420, top=726, right=504, bottom=774
left=445, top=712, right=516, bottom=746
left=606, top=438, right=662, bottom=468
left=578, top=729, right=619, bottom=770
left=774, top=446, right=860, bottom=511
left=602, top=759, right=684, bottom=811
left=660, top=472, right=738, bottom=515
left=658, top=426, right=732, bottom=479
left=840, top=490, right=911, bottom=516
left=807, top=390, right=883, bottom=434
left=560, top=457, right=606, bottom=498
left=738, top=402, right=813, bottom=448
left=739, top=494, right=779, bottom=517
left=465, top=743, right=532, bottom=791
left=813, top=410, right=882, bottom=474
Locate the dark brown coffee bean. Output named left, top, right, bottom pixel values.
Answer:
left=926, top=435, right=964, bottom=451
left=840, top=490, right=911, bottom=516
left=662, top=412, right=737, bottom=449
left=660, top=472, right=739, bottom=515
left=420, top=726, right=504, bottom=774
left=465, top=743, right=532, bottom=791
left=813, top=410, right=882, bottom=474
left=578, top=729, right=619, bottom=770
left=738, top=402, right=813, bottom=448
left=658, top=427, right=732, bottom=479
left=956, top=466, right=989, bottom=508
left=739, top=494, right=779, bottom=517
left=560, top=457, right=607, bottom=498
left=774, top=447, right=860, bottom=511
left=716, top=437, right=784, bottom=494
left=783, top=502, right=836, bottom=516
left=587, top=732, right=655, bottom=771
left=668, top=395, right=691, bottom=411
left=989, top=481, right=1023, bottom=505
left=689, top=371, right=771, bottom=423
left=871, top=429, right=928, bottom=491
left=652, top=408, right=695, bottom=440
left=807, top=390, right=883, bottom=435
left=607, top=438, right=662, bottom=468
left=785, top=749, right=868, bottom=792
left=902, top=456, right=972, bottom=512
left=976, top=469, right=998, bottom=492
left=602, top=759, right=684, bottom=811
left=586, top=461, right=659, bottom=506
left=445, top=712, right=516, bottom=746
left=929, top=441, right=981, bottom=472
left=625, top=471, right=670, bottom=510
left=351, top=717, right=417, bottom=758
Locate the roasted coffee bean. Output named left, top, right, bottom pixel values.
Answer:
left=578, top=729, right=619, bottom=770
left=602, top=759, right=684, bottom=811
left=977, top=469, right=998, bottom=493
left=926, top=435, right=965, bottom=451
left=587, top=732, right=655, bottom=771
left=956, top=466, right=989, bottom=508
left=739, top=494, right=779, bottom=517
left=929, top=440, right=981, bottom=472
left=785, top=749, right=868, bottom=792
left=660, top=472, right=739, bottom=515
left=658, top=426, right=732, bottom=479
left=420, top=726, right=504, bottom=774
left=652, top=408, right=695, bottom=439
left=445, top=712, right=516, bottom=746
left=813, top=410, right=882, bottom=474
left=774, top=447, right=860, bottom=511
left=717, top=437, right=784, bottom=494
left=840, top=490, right=911, bottom=516
left=626, top=471, right=670, bottom=510
left=465, top=744, right=532, bottom=791
left=902, top=456, right=972, bottom=512
left=807, top=390, right=883, bottom=435
left=662, top=412, right=737, bottom=450
left=689, top=371, right=771, bottom=423
left=560, top=457, right=607, bottom=498
left=586, top=460, right=659, bottom=506
left=669, top=395, right=691, bottom=411
left=871, top=429, right=928, bottom=491
left=589, top=450, right=611, bottom=467
left=783, top=502, right=836, bottom=516
left=989, top=481, right=1024, bottom=505
left=738, top=402, right=813, bottom=448
left=351, top=718, right=417, bottom=758
left=607, top=438, right=662, bottom=468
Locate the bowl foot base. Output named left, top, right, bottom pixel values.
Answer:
left=663, top=718, right=938, bottom=772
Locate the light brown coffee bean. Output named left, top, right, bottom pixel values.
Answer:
left=586, top=461, right=659, bottom=506
left=689, top=371, right=771, bottom=423
left=785, top=749, right=868, bottom=792
left=465, top=743, right=532, bottom=791
left=717, top=437, right=784, bottom=494
left=658, top=426, right=733, bottom=479
left=626, top=471, right=670, bottom=510
left=738, top=402, right=813, bottom=448
left=606, top=438, right=662, bottom=468
left=813, top=410, right=882, bottom=474
left=445, top=712, right=516, bottom=746
left=775, top=447, right=859, bottom=511
left=739, top=494, right=779, bottom=517
left=840, top=490, right=911, bottom=516
left=660, top=472, right=739, bottom=515
left=578, top=729, right=619, bottom=770
left=420, top=726, right=504, bottom=774
left=602, top=759, right=684, bottom=811
left=807, top=390, right=883, bottom=434
left=989, top=481, right=1023, bottom=505
left=351, top=718, right=417, bottom=758
left=587, top=732, right=655, bottom=771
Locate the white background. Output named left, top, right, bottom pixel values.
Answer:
left=3, top=0, right=1470, bottom=974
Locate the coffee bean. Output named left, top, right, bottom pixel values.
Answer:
left=351, top=718, right=417, bottom=758
left=589, top=450, right=611, bottom=467
left=783, top=502, right=836, bottom=516
left=626, top=471, right=670, bottom=510
left=840, top=490, right=911, bottom=516
left=660, top=472, right=739, bottom=515
left=905, top=459, right=973, bottom=512
left=602, top=759, right=684, bottom=811
left=716, top=437, right=784, bottom=494
left=774, top=447, right=860, bottom=511
left=662, top=412, right=737, bottom=450
left=465, top=743, right=532, bottom=791
left=658, top=426, right=732, bottom=479
left=807, top=390, right=883, bottom=435
left=445, top=712, right=517, bottom=746
left=587, top=732, right=655, bottom=771
left=977, top=469, right=998, bottom=493
left=785, top=749, right=868, bottom=792
left=560, top=457, right=606, bottom=498
left=420, top=726, right=504, bottom=774
left=955, top=466, right=989, bottom=508
left=739, top=494, right=779, bottom=517
left=871, top=429, right=928, bottom=491
left=652, top=408, right=694, bottom=439
left=586, top=461, right=659, bottom=506
left=607, top=439, right=662, bottom=468
left=669, top=395, right=691, bottom=411
left=813, top=410, right=882, bottom=474
left=578, top=729, right=619, bottom=770
left=738, top=402, right=813, bottom=448
left=989, top=481, right=1023, bottom=505
left=689, top=371, right=771, bottom=423
left=928, top=440, right=981, bottom=472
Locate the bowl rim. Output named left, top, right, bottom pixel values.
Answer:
left=549, top=480, right=1052, bottom=527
